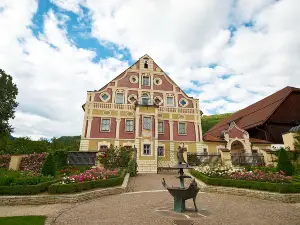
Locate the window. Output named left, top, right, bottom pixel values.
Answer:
left=178, top=122, right=186, bottom=135
left=143, top=144, right=151, bottom=155
left=115, top=92, right=124, bottom=104
left=157, top=146, right=164, bottom=156
left=143, top=117, right=152, bottom=130
left=166, top=96, right=174, bottom=106
left=100, top=92, right=110, bottom=102
left=101, top=119, right=110, bottom=132
left=144, top=60, right=148, bottom=69
left=179, top=99, right=187, bottom=107
left=142, top=76, right=150, bottom=86
left=203, top=148, right=208, bottom=154
left=141, top=93, right=150, bottom=105
left=99, top=145, right=108, bottom=152
left=125, top=119, right=134, bottom=132
left=158, top=121, right=164, bottom=134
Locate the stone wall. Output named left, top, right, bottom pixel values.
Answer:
left=0, top=173, right=130, bottom=206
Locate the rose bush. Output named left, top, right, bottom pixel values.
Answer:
left=19, top=152, right=48, bottom=173
left=61, top=167, right=119, bottom=184
left=0, top=154, right=11, bottom=168
left=195, top=164, right=292, bottom=183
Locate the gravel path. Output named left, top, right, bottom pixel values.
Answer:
left=0, top=173, right=299, bottom=225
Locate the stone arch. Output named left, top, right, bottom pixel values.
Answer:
left=230, top=140, right=245, bottom=154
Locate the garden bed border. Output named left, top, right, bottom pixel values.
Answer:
left=187, top=171, right=300, bottom=203
left=0, top=173, right=130, bottom=206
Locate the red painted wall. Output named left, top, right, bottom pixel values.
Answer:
left=173, top=121, right=196, bottom=141
left=119, top=118, right=135, bottom=139
left=153, top=74, right=173, bottom=91
left=94, top=88, right=113, bottom=103
left=228, top=127, right=244, bottom=139
left=118, top=72, right=139, bottom=88
left=158, top=120, right=170, bottom=140
left=90, top=117, right=116, bottom=138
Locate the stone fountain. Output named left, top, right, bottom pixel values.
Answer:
left=162, top=144, right=200, bottom=213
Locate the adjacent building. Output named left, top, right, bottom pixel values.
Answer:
left=79, top=55, right=203, bottom=172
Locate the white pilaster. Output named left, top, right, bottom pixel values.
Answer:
left=195, top=122, right=199, bottom=142
left=86, top=117, right=92, bottom=138
left=81, top=118, right=87, bottom=138
left=169, top=120, right=174, bottom=141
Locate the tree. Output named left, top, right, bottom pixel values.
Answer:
left=294, top=132, right=300, bottom=151
left=41, top=153, right=56, bottom=176
left=277, top=148, right=295, bottom=176
left=0, top=69, right=18, bottom=135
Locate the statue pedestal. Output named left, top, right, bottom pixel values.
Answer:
left=174, top=197, right=186, bottom=213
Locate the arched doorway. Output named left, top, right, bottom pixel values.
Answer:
left=230, top=140, right=245, bottom=154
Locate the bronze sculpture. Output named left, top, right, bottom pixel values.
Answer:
left=161, top=144, right=200, bottom=213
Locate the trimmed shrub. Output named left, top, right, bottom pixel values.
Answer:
left=48, top=170, right=126, bottom=194
left=53, top=150, right=68, bottom=170
left=41, top=153, right=56, bottom=176
left=277, top=148, right=295, bottom=176
left=127, top=159, right=137, bottom=177
left=191, top=170, right=300, bottom=193
left=0, top=180, right=57, bottom=195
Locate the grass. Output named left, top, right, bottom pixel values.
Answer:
left=201, top=113, right=232, bottom=134
left=0, top=216, right=46, bottom=225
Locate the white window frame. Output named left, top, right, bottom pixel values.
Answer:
left=141, top=93, right=150, bottom=105
left=100, top=118, right=111, bottom=132
left=158, top=121, right=164, bottom=134
left=99, top=145, right=108, bottom=152
left=143, top=116, right=152, bottom=130
left=125, top=119, right=134, bottom=133
left=178, top=122, right=187, bottom=135
left=143, top=144, right=151, bottom=156
left=99, top=92, right=110, bottom=102
left=166, top=96, right=174, bottom=107
left=115, top=92, right=124, bottom=104
left=157, top=146, right=165, bottom=157
left=142, top=76, right=150, bottom=86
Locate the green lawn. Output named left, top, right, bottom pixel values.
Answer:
left=0, top=216, right=46, bottom=225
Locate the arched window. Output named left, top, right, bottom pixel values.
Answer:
left=141, top=93, right=150, bottom=105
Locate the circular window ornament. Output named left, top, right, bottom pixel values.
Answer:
left=103, top=110, right=111, bottom=115
left=129, top=75, right=138, bottom=84
left=100, top=92, right=110, bottom=102
left=179, top=115, right=185, bottom=119
left=179, top=98, right=188, bottom=107
left=154, top=77, right=162, bottom=86
left=128, top=94, right=138, bottom=104
left=126, top=112, right=134, bottom=117
left=154, top=96, right=163, bottom=105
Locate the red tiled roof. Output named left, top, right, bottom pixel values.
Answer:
left=203, top=86, right=300, bottom=142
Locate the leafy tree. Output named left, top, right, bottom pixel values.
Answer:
left=277, top=148, right=295, bottom=176
left=41, top=153, right=56, bottom=176
left=0, top=69, right=18, bottom=135
left=294, top=132, right=300, bottom=151
left=201, top=113, right=233, bottom=134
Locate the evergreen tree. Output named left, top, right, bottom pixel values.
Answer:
left=277, top=148, right=295, bottom=176
left=41, top=153, right=56, bottom=176
left=0, top=69, right=19, bottom=135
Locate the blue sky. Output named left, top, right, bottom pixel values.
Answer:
left=0, top=0, right=299, bottom=139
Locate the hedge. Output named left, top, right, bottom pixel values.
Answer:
left=190, top=170, right=300, bottom=193
left=48, top=170, right=127, bottom=194
left=0, top=180, right=58, bottom=195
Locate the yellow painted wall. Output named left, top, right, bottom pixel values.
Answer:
left=119, top=140, right=135, bottom=147
left=204, top=142, right=223, bottom=154
left=282, top=133, right=296, bottom=151
left=174, top=142, right=197, bottom=153
left=253, top=144, right=272, bottom=152
left=158, top=142, right=170, bottom=161
left=139, top=106, right=156, bottom=113
left=92, top=109, right=118, bottom=117
left=88, top=139, right=115, bottom=151
left=162, top=113, right=170, bottom=119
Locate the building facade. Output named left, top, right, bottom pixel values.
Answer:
left=79, top=55, right=203, bottom=173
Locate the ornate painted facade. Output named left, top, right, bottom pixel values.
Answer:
left=79, top=55, right=203, bottom=173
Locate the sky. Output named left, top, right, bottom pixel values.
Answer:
left=0, top=0, right=300, bottom=140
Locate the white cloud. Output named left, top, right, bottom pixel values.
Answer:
left=1, top=0, right=300, bottom=138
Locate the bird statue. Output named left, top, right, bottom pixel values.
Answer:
left=162, top=178, right=168, bottom=188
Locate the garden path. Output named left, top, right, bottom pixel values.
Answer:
left=0, top=173, right=300, bottom=225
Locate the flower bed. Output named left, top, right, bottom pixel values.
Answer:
left=0, top=155, right=11, bottom=169
left=48, top=168, right=126, bottom=194
left=195, top=165, right=292, bottom=183
left=19, top=153, right=48, bottom=173
left=191, top=170, right=300, bottom=193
